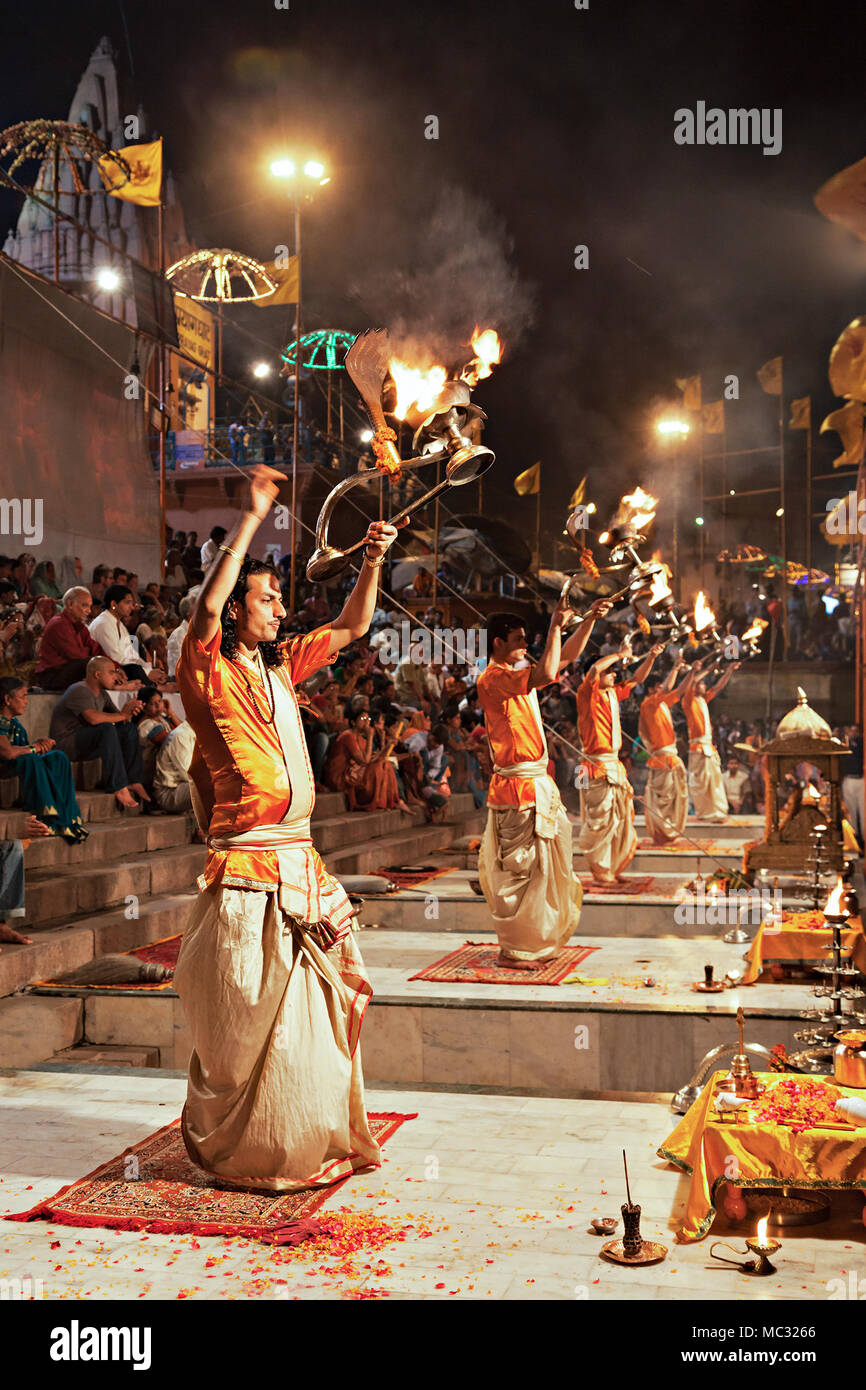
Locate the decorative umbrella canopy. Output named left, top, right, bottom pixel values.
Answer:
left=716, top=543, right=767, bottom=564
left=0, top=119, right=130, bottom=196
left=165, top=249, right=276, bottom=302
left=281, top=330, right=355, bottom=371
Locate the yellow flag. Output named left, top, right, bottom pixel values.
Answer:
left=676, top=375, right=702, bottom=410
left=252, top=255, right=299, bottom=307
left=514, top=461, right=541, bottom=495
left=820, top=400, right=866, bottom=467
left=568, top=476, right=587, bottom=509
left=788, top=396, right=811, bottom=429
left=98, top=139, right=163, bottom=206
left=702, top=400, right=724, bottom=434
left=757, top=356, right=782, bottom=395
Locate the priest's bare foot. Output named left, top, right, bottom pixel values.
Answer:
left=115, top=787, right=138, bottom=809
left=0, top=922, right=32, bottom=948
left=130, top=783, right=152, bottom=803
left=499, top=953, right=545, bottom=971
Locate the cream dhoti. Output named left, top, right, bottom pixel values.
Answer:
left=577, top=753, right=638, bottom=882
left=644, top=744, right=689, bottom=843
left=688, top=736, right=728, bottom=821
left=173, top=818, right=380, bottom=1192
left=478, top=758, right=582, bottom=961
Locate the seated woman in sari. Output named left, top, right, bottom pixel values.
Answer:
left=326, top=708, right=411, bottom=814
left=442, top=708, right=485, bottom=808
left=0, top=677, right=88, bottom=842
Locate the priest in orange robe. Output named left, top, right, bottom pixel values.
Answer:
left=174, top=465, right=399, bottom=1192
left=477, top=599, right=610, bottom=967
left=638, top=652, right=691, bottom=844
left=576, top=636, right=664, bottom=882
left=681, top=657, right=741, bottom=822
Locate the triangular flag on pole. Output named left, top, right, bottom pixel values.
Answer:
left=514, top=461, right=541, bottom=495
left=757, top=357, right=783, bottom=395
left=98, top=139, right=163, bottom=206
left=252, top=256, right=299, bottom=306
left=701, top=400, right=725, bottom=434
left=788, top=396, right=811, bottom=429
left=568, top=476, right=587, bottom=509
left=675, top=375, right=702, bottom=410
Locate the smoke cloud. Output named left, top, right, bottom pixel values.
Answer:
left=348, top=184, right=534, bottom=371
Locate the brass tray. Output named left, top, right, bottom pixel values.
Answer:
left=601, top=1238, right=667, bottom=1266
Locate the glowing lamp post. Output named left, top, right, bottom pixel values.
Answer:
left=270, top=156, right=330, bottom=611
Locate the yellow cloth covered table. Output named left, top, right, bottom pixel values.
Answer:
left=742, top=914, right=866, bottom=984
left=658, top=1070, right=866, bottom=1242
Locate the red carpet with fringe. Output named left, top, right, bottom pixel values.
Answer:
left=375, top=865, right=454, bottom=891
left=409, top=940, right=598, bottom=985
left=5, top=1112, right=415, bottom=1245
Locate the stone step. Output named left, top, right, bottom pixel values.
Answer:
left=0, top=789, right=144, bottom=835
left=356, top=869, right=801, bottom=938
left=19, top=845, right=203, bottom=929
left=446, top=845, right=748, bottom=875
left=38, top=928, right=819, bottom=1093
left=52, top=1043, right=161, bottom=1068
left=3, top=814, right=194, bottom=871
left=0, top=993, right=83, bottom=1068
left=631, top=815, right=762, bottom=842
left=325, top=814, right=486, bottom=877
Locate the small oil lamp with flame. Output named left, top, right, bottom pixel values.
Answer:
left=711, top=1214, right=782, bottom=1276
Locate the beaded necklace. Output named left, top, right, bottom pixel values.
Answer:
left=231, top=648, right=276, bottom=725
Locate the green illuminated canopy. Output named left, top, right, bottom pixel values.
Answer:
left=281, top=330, right=355, bottom=371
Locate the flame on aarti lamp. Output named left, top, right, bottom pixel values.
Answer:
left=741, top=617, right=768, bottom=644
left=648, top=569, right=673, bottom=606
left=388, top=358, right=448, bottom=421
left=619, top=486, right=657, bottom=530
left=693, top=591, right=716, bottom=632
left=462, top=326, right=502, bottom=384
left=756, top=1215, right=769, bottom=1247
left=824, top=877, right=846, bottom=918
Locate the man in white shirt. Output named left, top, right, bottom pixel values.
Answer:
left=153, top=720, right=196, bottom=813
left=166, top=588, right=200, bottom=679
left=89, top=585, right=170, bottom=688
left=200, top=526, right=227, bottom=570
left=721, top=757, right=751, bottom=814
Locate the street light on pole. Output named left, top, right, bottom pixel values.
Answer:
left=270, top=155, right=330, bottom=613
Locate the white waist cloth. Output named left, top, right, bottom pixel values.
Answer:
left=690, top=736, right=715, bottom=757
left=589, top=752, right=628, bottom=785
left=208, top=818, right=354, bottom=929
left=493, top=757, right=560, bottom=839
left=651, top=743, right=678, bottom=759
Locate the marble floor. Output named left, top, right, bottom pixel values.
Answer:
left=0, top=1069, right=862, bottom=1301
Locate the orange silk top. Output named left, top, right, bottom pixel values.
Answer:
left=639, top=687, right=682, bottom=769
left=576, top=675, right=634, bottom=779
left=477, top=661, right=547, bottom=807
left=177, top=621, right=334, bottom=891
left=682, top=688, right=717, bottom=748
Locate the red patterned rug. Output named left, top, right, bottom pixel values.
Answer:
left=409, top=940, right=598, bottom=985
left=637, top=838, right=728, bottom=855
left=31, top=934, right=183, bottom=994
left=579, top=875, right=655, bottom=896
left=5, top=1112, right=415, bottom=1244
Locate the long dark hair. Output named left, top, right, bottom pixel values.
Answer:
left=220, top=557, right=286, bottom=668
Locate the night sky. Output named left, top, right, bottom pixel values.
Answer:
left=4, top=0, right=866, bottom=568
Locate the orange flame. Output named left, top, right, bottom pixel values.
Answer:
left=648, top=569, right=672, bottom=605
left=742, top=617, right=768, bottom=644
left=388, top=358, right=448, bottom=421
left=756, top=1215, right=769, bottom=1247
left=463, top=326, right=502, bottom=384
left=694, top=591, right=716, bottom=632
left=824, top=877, right=846, bottom=917
left=651, top=550, right=672, bottom=578
left=609, top=486, right=657, bottom=533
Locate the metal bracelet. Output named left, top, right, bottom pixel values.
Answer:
left=364, top=550, right=386, bottom=569
left=218, top=543, right=243, bottom=562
